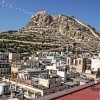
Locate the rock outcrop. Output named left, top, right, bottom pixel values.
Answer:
left=7, top=11, right=100, bottom=52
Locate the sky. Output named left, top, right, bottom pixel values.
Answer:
left=0, top=0, right=100, bottom=32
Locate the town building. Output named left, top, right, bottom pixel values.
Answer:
left=0, top=83, right=10, bottom=95
left=91, top=54, right=100, bottom=73
left=56, top=67, right=68, bottom=81
left=66, top=56, right=87, bottom=73
left=40, top=55, right=66, bottom=69
left=0, top=53, right=11, bottom=76
left=8, top=53, right=20, bottom=62
left=37, top=80, right=100, bottom=100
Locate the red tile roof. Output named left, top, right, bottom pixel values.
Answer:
left=55, top=84, right=100, bottom=100
left=37, top=80, right=100, bottom=100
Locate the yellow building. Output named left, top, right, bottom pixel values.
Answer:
left=11, top=67, right=19, bottom=74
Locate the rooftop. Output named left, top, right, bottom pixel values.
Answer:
left=8, top=98, right=19, bottom=100
left=37, top=80, right=100, bottom=100
left=0, top=83, right=7, bottom=86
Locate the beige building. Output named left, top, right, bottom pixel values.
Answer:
left=9, top=53, right=20, bottom=62
left=11, top=67, right=19, bottom=74
left=67, top=57, right=87, bottom=73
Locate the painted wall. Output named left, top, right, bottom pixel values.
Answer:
left=91, top=58, right=100, bottom=71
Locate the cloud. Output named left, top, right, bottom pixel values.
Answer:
left=0, top=0, right=34, bottom=15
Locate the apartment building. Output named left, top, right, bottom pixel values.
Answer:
left=66, top=56, right=87, bottom=73
left=0, top=53, right=11, bottom=76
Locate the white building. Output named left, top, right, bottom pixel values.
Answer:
left=8, top=98, right=19, bottom=100
left=40, top=56, right=66, bottom=70
left=91, top=58, right=100, bottom=72
left=9, top=53, right=20, bottom=61
left=18, top=71, right=29, bottom=80
left=57, top=67, right=67, bottom=81
left=46, top=63, right=57, bottom=70
left=0, top=83, right=10, bottom=95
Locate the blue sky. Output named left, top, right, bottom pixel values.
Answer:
left=0, top=0, right=100, bottom=32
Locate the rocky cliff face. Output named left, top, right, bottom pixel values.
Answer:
left=17, top=11, right=100, bottom=52
left=28, top=11, right=53, bottom=27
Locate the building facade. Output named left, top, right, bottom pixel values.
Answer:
left=67, top=57, right=87, bottom=73
left=0, top=53, right=11, bottom=76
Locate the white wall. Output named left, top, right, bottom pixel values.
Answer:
left=91, top=58, right=100, bottom=71
left=57, top=71, right=65, bottom=80
left=18, top=72, right=29, bottom=80
left=46, top=56, right=54, bottom=59
left=46, top=64, right=56, bottom=70
left=0, top=86, right=3, bottom=95
left=9, top=53, right=20, bottom=60
left=0, top=84, right=9, bottom=95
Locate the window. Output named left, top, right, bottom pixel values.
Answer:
left=4, top=65, right=6, bottom=67
left=71, top=59, right=73, bottom=65
left=68, top=59, right=69, bottom=65
left=79, top=60, right=81, bottom=65
left=75, top=60, right=78, bottom=65
left=2, top=68, right=4, bottom=72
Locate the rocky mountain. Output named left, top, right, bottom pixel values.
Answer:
left=1, top=11, right=100, bottom=53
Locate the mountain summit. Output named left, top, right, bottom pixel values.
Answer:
left=3, top=11, right=100, bottom=52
